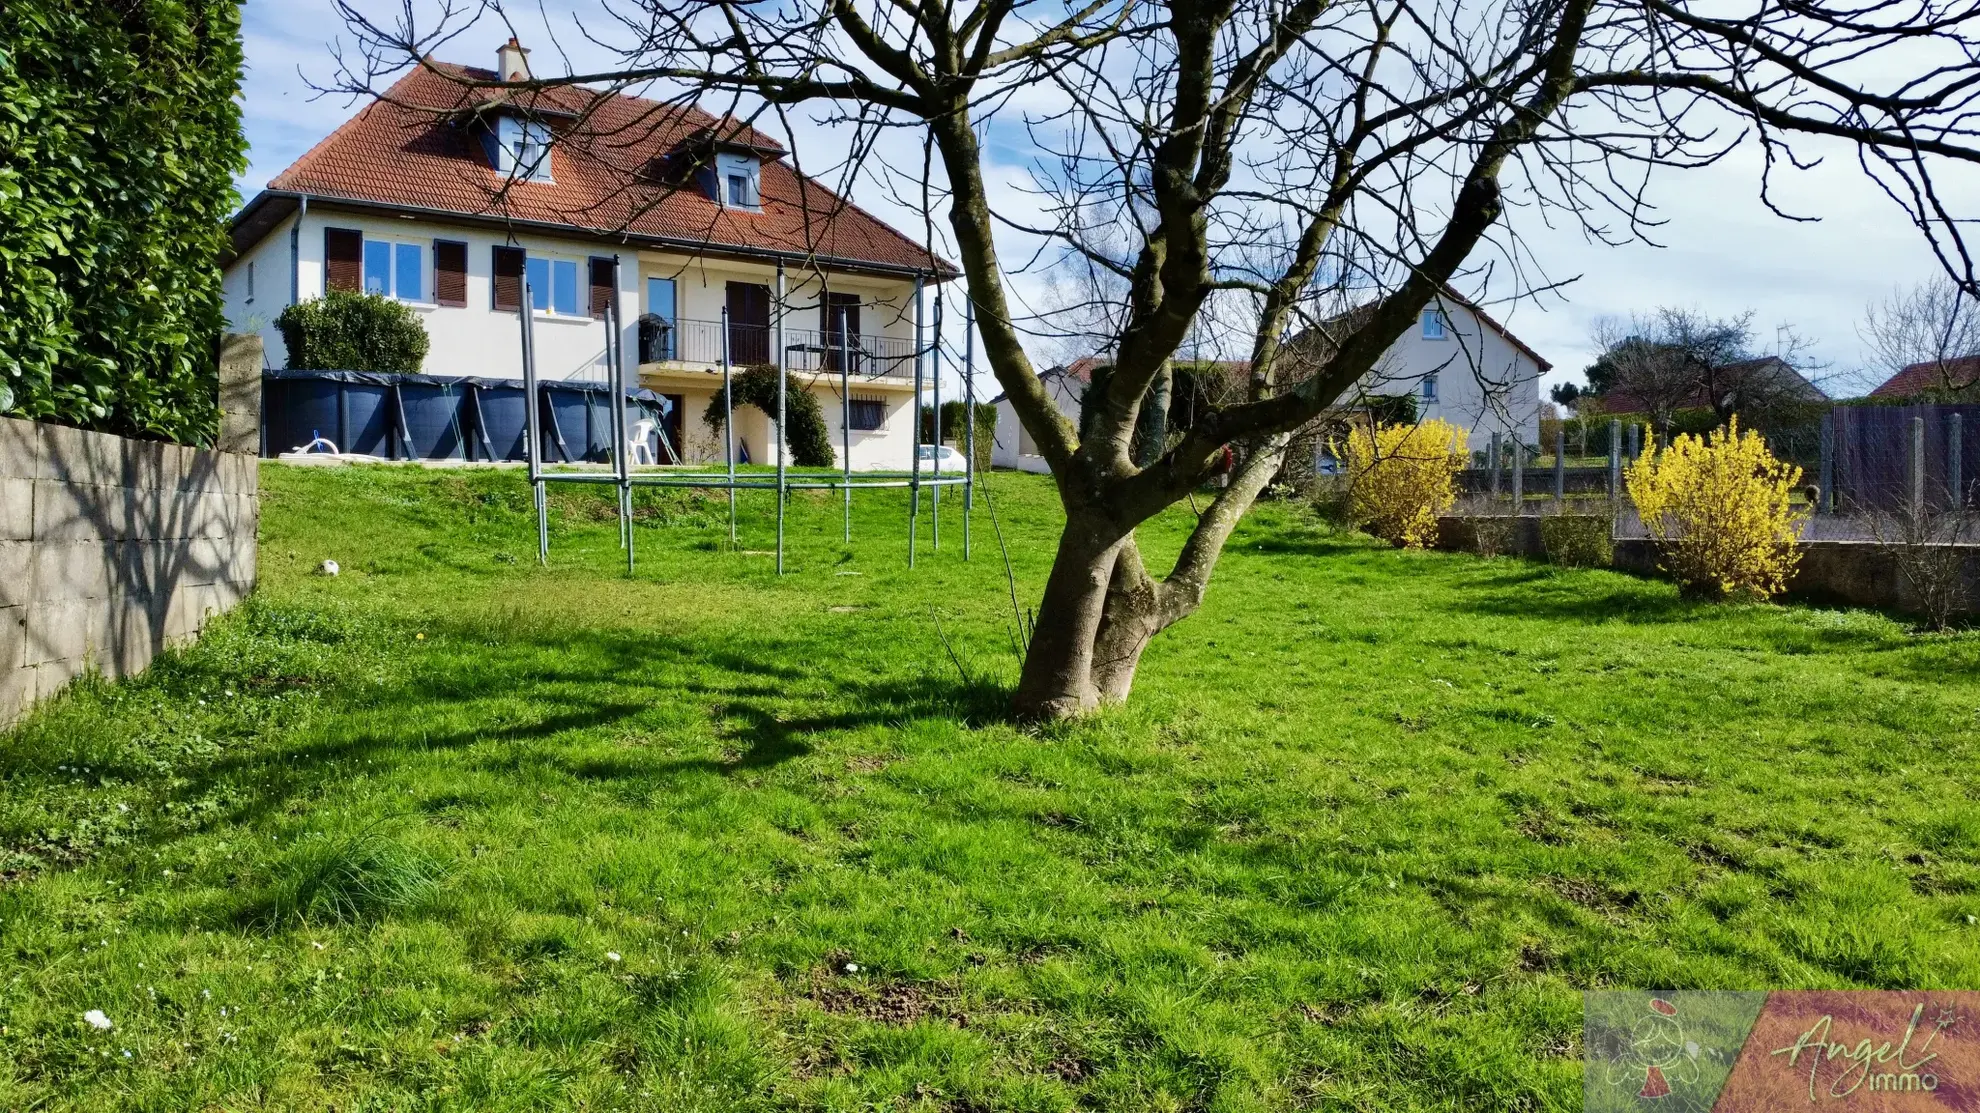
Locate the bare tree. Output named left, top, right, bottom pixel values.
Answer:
left=333, top=0, right=1980, bottom=719
left=1591, top=309, right=1819, bottom=438
left=1861, top=279, right=1980, bottom=397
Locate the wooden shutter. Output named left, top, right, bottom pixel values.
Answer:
left=324, top=227, right=362, bottom=292
left=492, top=246, right=525, bottom=311
left=588, top=258, right=616, bottom=319
left=434, top=241, right=468, bottom=307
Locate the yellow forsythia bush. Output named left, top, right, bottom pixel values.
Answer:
left=1341, top=419, right=1469, bottom=548
left=1624, top=418, right=1805, bottom=599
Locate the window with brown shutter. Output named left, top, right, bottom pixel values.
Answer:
left=588, top=257, right=616, bottom=319
left=324, top=227, right=362, bottom=292
left=492, top=245, right=525, bottom=311
left=434, top=240, right=468, bottom=307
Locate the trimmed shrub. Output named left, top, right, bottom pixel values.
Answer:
left=277, top=290, right=430, bottom=374
left=1340, top=419, right=1469, bottom=548
left=1540, top=512, right=1614, bottom=568
left=1472, top=516, right=1520, bottom=558
left=702, top=365, right=835, bottom=467
left=0, top=0, right=248, bottom=444
left=1625, top=418, right=1805, bottom=598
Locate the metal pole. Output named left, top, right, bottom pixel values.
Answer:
left=1912, top=414, right=1927, bottom=519
left=610, top=256, right=633, bottom=573
left=963, top=300, right=975, bottom=561
left=1951, top=412, right=1964, bottom=509
left=1489, top=431, right=1502, bottom=504
left=722, top=306, right=735, bottom=548
left=522, top=272, right=548, bottom=564
left=1608, top=419, right=1621, bottom=500
left=931, top=287, right=943, bottom=552
left=775, top=263, right=787, bottom=575
left=1818, top=410, right=1835, bottom=515
left=1510, top=434, right=1524, bottom=516
left=909, top=274, right=924, bottom=568
left=1553, top=426, right=1566, bottom=505
left=841, top=307, right=852, bottom=543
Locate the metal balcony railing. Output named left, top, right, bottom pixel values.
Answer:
left=637, top=316, right=919, bottom=379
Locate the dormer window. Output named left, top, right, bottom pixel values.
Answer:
left=495, top=116, right=553, bottom=182
left=715, top=151, right=759, bottom=209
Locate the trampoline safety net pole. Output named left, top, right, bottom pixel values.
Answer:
left=611, top=256, right=634, bottom=576
left=722, top=306, right=736, bottom=548
left=840, top=307, right=852, bottom=544
left=909, top=274, right=924, bottom=569
left=963, top=300, right=974, bottom=561
left=932, top=287, right=942, bottom=553
left=776, top=262, right=787, bottom=576
left=521, top=272, right=548, bottom=565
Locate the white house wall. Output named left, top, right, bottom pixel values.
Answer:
left=1357, top=296, right=1544, bottom=454
left=223, top=205, right=935, bottom=470
left=992, top=373, right=1082, bottom=473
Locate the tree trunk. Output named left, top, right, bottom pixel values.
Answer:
left=1011, top=513, right=1129, bottom=720
left=1090, top=539, right=1167, bottom=704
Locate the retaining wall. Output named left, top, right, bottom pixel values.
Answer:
left=1, top=417, right=258, bottom=725
left=1435, top=513, right=1980, bottom=618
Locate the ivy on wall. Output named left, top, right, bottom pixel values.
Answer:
left=703, top=366, right=837, bottom=467
left=0, top=0, right=247, bottom=445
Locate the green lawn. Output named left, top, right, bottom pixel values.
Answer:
left=3, top=463, right=1979, bottom=1111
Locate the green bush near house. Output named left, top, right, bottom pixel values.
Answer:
left=1540, top=511, right=1615, bottom=567
left=703, top=364, right=836, bottom=466
left=277, top=290, right=431, bottom=374
left=0, top=0, right=247, bottom=444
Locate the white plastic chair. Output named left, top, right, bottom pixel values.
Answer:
left=629, top=419, right=656, bottom=465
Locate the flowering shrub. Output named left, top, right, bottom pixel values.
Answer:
left=1624, top=418, right=1804, bottom=599
left=1340, top=419, right=1469, bottom=548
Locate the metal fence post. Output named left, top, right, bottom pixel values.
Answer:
left=1489, top=432, right=1502, bottom=504
left=1553, top=427, right=1566, bottom=505
left=1608, top=419, right=1621, bottom=499
left=1951, top=412, right=1965, bottom=509
left=1818, top=409, right=1834, bottom=515
left=1911, top=414, right=1927, bottom=518
left=1511, top=436, right=1524, bottom=515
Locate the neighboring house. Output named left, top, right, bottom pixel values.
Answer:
left=998, top=291, right=1548, bottom=470
left=1867, top=355, right=1980, bottom=399
left=1598, top=355, right=1829, bottom=416
left=1295, top=290, right=1550, bottom=454
left=223, top=38, right=953, bottom=469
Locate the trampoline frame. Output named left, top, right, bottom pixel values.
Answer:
left=521, top=258, right=975, bottom=575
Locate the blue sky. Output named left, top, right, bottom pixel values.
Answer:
left=238, top=0, right=1980, bottom=394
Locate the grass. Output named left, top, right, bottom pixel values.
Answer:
left=2, top=463, right=1979, bottom=1111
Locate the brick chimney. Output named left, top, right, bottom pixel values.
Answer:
left=497, top=37, right=532, bottom=82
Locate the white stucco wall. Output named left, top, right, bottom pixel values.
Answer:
left=992, top=371, right=1082, bottom=473
left=1357, top=295, right=1545, bottom=455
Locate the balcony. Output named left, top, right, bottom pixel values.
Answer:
left=637, top=316, right=920, bottom=380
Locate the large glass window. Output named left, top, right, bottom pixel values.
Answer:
left=1422, top=307, right=1448, bottom=340
left=363, top=240, right=392, bottom=296
left=645, top=277, right=677, bottom=360
left=363, top=240, right=424, bottom=301
left=525, top=256, right=583, bottom=315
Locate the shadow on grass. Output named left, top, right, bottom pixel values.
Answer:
left=0, top=605, right=1010, bottom=892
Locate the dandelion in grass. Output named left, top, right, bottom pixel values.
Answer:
left=84, top=1010, right=113, bottom=1030
left=605, top=952, right=621, bottom=963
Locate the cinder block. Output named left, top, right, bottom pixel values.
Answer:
left=25, top=600, right=88, bottom=666
left=0, top=604, right=24, bottom=671
left=34, top=656, right=85, bottom=703
left=0, top=417, right=36, bottom=480
left=33, top=480, right=130, bottom=542
left=0, top=541, right=29, bottom=608
left=32, top=541, right=118, bottom=601
left=0, top=477, right=31, bottom=540
left=38, top=422, right=116, bottom=486
left=0, top=664, right=32, bottom=726
left=126, top=438, right=166, bottom=493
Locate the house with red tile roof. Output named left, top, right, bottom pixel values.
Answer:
left=1867, top=355, right=1980, bottom=399
left=223, top=39, right=954, bottom=468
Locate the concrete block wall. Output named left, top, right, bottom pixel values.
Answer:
left=1, top=417, right=258, bottom=725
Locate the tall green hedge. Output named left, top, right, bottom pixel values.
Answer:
left=0, top=0, right=247, bottom=445
left=278, top=291, right=431, bottom=374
